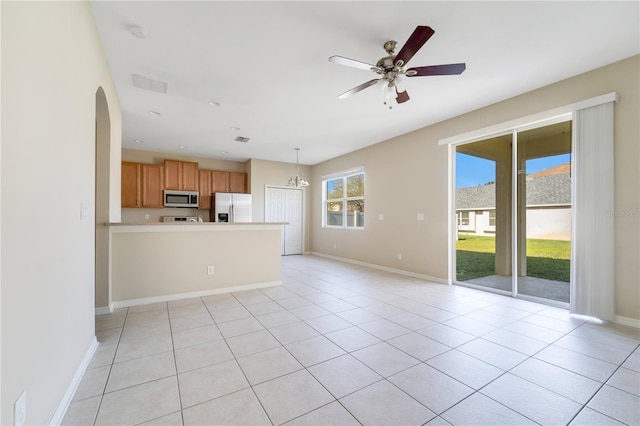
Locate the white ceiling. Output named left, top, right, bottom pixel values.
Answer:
left=90, top=1, right=639, bottom=166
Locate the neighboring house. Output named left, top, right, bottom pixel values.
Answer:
left=456, top=164, right=571, bottom=240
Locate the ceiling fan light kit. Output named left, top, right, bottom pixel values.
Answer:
left=329, top=25, right=466, bottom=108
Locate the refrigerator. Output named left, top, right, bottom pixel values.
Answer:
left=212, top=193, right=252, bottom=222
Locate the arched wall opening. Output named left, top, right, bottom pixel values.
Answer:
left=95, top=87, right=111, bottom=311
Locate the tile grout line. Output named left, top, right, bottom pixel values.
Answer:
left=565, top=341, right=640, bottom=425
left=83, top=257, right=639, bottom=426
left=92, top=307, right=128, bottom=426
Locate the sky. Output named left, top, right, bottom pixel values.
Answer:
left=456, top=152, right=571, bottom=188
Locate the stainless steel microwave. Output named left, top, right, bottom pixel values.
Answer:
left=163, top=190, right=199, bottom=208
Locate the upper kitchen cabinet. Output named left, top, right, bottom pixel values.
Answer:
left=141, top=164, right=164, bottom=208
left=122, top=162, right=141, bottom=207
left=121, top=162, right=164, bottom=208
left=212, top=170, right=229, bottom=193
left=164, top=160, right=198, bottom=191
left=229, top=172, right=247, bottom=193
left=199, top=170, right=248, bottom=208
left=210, top=171, right=248, bottom=193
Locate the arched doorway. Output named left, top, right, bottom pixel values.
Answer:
left=95, top=87, right=111, bottom=312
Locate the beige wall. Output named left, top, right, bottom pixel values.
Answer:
left=248, top=159, right=313, bottom=252
left=122, top=207, right=209, bottom=223
left=111, top=226, right=281, bottom=303
left=1, top=2, right=121, bottom=424
left=122, top=148, right=247, bottom=172
left=310, top=55, right=639, bottom=321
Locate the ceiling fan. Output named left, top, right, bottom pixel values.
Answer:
left=329, top=26, right=466, bottom=108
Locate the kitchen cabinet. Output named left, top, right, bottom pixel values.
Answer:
left=198, top=169, right=212, bottom=210
left=122, top=162, right=141, bottom=207
left=212, top=170, right=229, bottom=193
left=142, top=164, right=164, bottom=208
left=210, top=171, right=248, bottom=193
left=121, top=162, right=164, bottom=208
left=229, top=172, right=247, bottom=193
left=164, top=160, right=198, bottom=191
left=199, top=170, right=248, bottom=208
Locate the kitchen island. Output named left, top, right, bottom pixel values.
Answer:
left=108, top=222, right=284, bottom=308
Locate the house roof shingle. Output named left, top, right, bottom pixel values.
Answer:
left=456, top=172, right=571, bottom=210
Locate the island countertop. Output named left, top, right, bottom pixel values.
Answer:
left=108, top=222, right=284, bottom=307
left=108, top=222, right=287, bottom=233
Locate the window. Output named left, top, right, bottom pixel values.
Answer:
left=323, top=168, right=365, bottom=228
left=489, top=210, right=496, bottom=227
left=458, top=211, right=470, bottom=226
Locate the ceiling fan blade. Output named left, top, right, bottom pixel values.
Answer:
left=395, top=88, right=410, bottom=104
left=329, top=55, right=382, bottom=73
left=406, top=63, right=466, bottom=76
left=337, top=79, right=382, bottom=99
left=394, top=26, right=435, bottom=66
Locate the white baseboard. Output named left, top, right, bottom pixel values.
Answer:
left=49, top=337, right=99, bottom=425
left=309, top=252, right=448, bottom=284
left=112, top=281, right=282, bottom=309
left=95, top=305, right=113, bottom=316
left=615, top=315, right=640, bottom=329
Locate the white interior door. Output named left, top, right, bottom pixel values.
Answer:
left=265, top=187, right=303, bottom=255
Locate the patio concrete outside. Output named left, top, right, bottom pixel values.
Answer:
left=464, top=274, right=569, bottom=303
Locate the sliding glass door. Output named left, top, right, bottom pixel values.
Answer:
left=454, top=119, right=572, bottom=306
left=516, top=123, right=572, bottom=304
left=455, top=134, right=514, bottom=295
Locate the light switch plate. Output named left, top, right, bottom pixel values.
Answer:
left=80, top=203, right=89, bottom=220
left=417, top=213, right=424, bottom=221
left=378, top=213, right=384, bottom=221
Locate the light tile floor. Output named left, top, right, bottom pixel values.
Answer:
left=63, top=255, right=640, bottom=425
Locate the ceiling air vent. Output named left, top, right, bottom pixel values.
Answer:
left=235, top=136, right=250, bottom=143
left=132, top=74, right=168, bottom=94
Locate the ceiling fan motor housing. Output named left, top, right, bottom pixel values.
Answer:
left=376, top=55, right=406, bottom=83
left=383, top=40, right=398, bottom=54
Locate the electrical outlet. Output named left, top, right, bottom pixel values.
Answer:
left=14, top=391, right=26, bottom=426
left=144, top=213, right=150, bottom=220
left=417, top=213, right=424, bottom=221
left=397, top=253, right=402, bottom=260
left=378, top=213, right=384, bottom=221
left=333, top=244, right=337, bottom=249
left=207, top=265, right=215, bottom=275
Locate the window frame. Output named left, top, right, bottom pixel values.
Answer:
left=322, top=167, right=365, bottom=230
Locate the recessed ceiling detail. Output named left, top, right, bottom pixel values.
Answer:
left=235, top=136, right=250, bottom=143
left=127, top=24, right=148, bottom=39
left=133, top=74, right=168, bottom=94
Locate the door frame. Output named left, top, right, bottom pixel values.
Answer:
left=264, top=185, right=305, bottom=255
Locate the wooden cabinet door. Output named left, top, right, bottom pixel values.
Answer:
left=182, top=161, right=199, bottom=190
left=142, top=164, right=164, bottom=208
left=198, top=169, right=212, bottom=210
left=121, top=162, right=141, bottom=207
left=212, top=170, right=229, bottom=193
left=163, top=160, right=181, bottom=190
left=229, top=172, right=247, bottom=193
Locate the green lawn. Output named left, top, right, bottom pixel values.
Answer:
left=456, top=235, right=570, bottom=282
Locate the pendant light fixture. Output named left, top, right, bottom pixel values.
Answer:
left=287, top=148, right=309, bottom=187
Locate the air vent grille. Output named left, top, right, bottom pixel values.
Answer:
left=132, top=74, right=168, bottom=93
left=235, top=136, right=250, bottom=143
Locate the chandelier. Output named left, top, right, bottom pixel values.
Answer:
left=287, top=148, right=309, bottom=187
